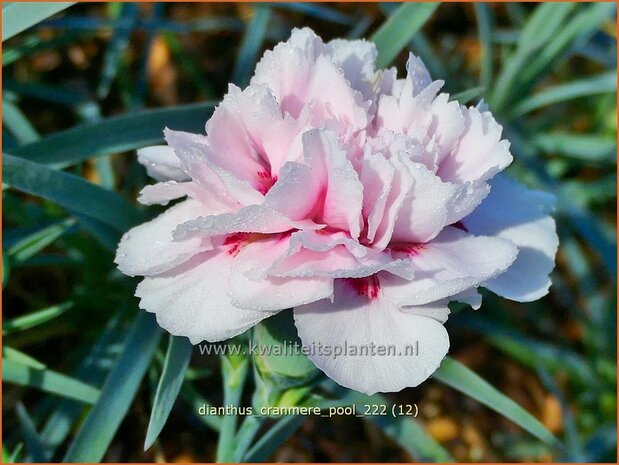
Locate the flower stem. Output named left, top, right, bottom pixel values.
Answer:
left=215, top=355, right=249, bottom=462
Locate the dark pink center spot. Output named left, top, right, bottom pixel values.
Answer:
left=223, top=233, right=251, bottom=257
left=256, top=170, right=278, bottom=195
left=345, top=275, right=380, bottom=300
left=389, top=242, right=427, bottom=256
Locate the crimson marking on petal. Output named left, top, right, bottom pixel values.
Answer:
left=223, top=233, right=251, bottom=257
left=256, top=170, right=278, bottom=195
left=389, top=242, right=427, bottom=256
left=345, top=275, right=380, bottom=300
left=452, top=220, right=469, bottom=232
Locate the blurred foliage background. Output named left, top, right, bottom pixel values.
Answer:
left=2, top=2, right=617, bottom=463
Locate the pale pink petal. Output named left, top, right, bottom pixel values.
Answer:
left=359, top=154, right=394, bottom=243
left=325, top=38, right=377, bottom=100
left=164, top=129, right=264, bottom=205
left=302, top=130, right=364, bottom=239
left=437, top=106, right=512, bottom=183
left=136, top=252, right=276, bottom=343
left=115, top=199, right=212, bottom=277
left=252, top=29, right=367, bottom=130
left=371, top=154, right=415, bottom=250
left=228, top=272, right=333, bottom=312
left=391, top=159, right=489, bottom=243
left=173, top=204, right=320, bottom=241
left=383, top=227, right=518, bottom=306
left=462, top=176, right=558, bottom=301
left=137, top=145, right=189, bottom=182
left=294, top=278, right=449, bottom=394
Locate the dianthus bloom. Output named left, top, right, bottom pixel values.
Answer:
left=116, top=28, right=558, bottom=394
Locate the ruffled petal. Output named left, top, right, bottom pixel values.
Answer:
left=383, top=227, right=518, bottom=306
left=252, top=28, right=367, bottom=131
left=437, top=106, right=512, bottom=183
left=165, top=129, right=264, bottom=206
left=137, top=145, right=189, bottom=182
left=136, top=252, right=275, bottom=343
left=115, top=199, right=212, bottom=277
left=173, top=204, right=320, bottom=241
left=294, top=278, right=449, bottom=394
left=462, top=175, right=558, bottom=301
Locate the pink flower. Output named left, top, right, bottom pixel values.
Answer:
left=116, top=28, right=558, bottom=394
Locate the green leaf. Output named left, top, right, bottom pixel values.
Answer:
left=2, top=444, right=23, bottom=463
left=2, top=97, right=39, bottom=144
left=7, top=218, right=76, bottom=263
left=315, top=385, right=453, bottom=462
left=63, top=312, right=162, bottom=462
left=243, top=415, right=304, bottom=462
left=371, top=2, right=440, bottom=68
left=520, top=2, right=616, bottom=88
left=3, top=346, right=46, bottom=369
left=39, top=308, right=128, bottom=460
left=16, top=403, right=47, bottom=462
left=3, top=154, right=145, bottom=232
left=12, top=102, right=215, bottom=168
left=231, top=4, right=271, bottom=88
left=511, top=71, right=617, bottom=117
left=3, top=252, right=10, bottom=288
left=180, top=382, right=222, bottom=432
left=532, top=132, right=617, bottom=162
left=2, top=2, right=76, bottom=41
left=434, top=357, right=559, bottom=446
left=491, top=2, right=576, bottom=110
left=3, top=301, right=73, bottom=335
left=144, top=335, right=193, bottom=450
left=474, top=3, right=494, bottom=89
left=3, top=357, right=100, bottom=404
left=450, top=86, right=485, bottom=104
left=216, top=354, right=250, bottom=462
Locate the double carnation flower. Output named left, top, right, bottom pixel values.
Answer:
left=116, top=28, right=558, bottom=394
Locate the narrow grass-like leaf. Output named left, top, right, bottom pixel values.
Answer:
left=97, top=3, right=139, bottom=99
left=63, top=312, right=162, bottom=462
left=511, top=71, right=617, bottom=117
left=520, top=2, right=616, bottom=88
left=12, top=102, right=215, bottom=168
left=434, top=357, right=559, bottom=446
left=273, top=2, right=352, bottom=25
left=39, top=308, right=127, bottom=460
left=474, top=3, right=493, bottom=89
left=491, top=3, right=576, bottom=110
left=3, top=444, right=23, bottom=463
left=2, top=2, right=76, bottom=41
left=3, top=252, right=10, bottom=288
left=532, top=132, right=616, bottom=162
left=8, top=218, right=76, bottom=263
left=372, top=2, right=439, bottom=68
left=144, top=335, right=193, bottom=450
left=3, top=357, right=100, bottom=404
left=316, top=385, right=453, bottom=462
left=231, top=5, right=271, bottom=88
left=3, top=346, right=46, bottom=369
left=180, top=382, right=222, bottom=432
left=3, top=154, right=144, bottom=232
left=3, top=302, right=73, bottom=335
left=451, top=86, right=485, bottom=104
left=244, top=415, right=304, bottom=462
left=452, top=314, right=596, bottom=385
left=2, top=97, right=39, bottom=144
left=16, top=403, right=47, bottom=462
